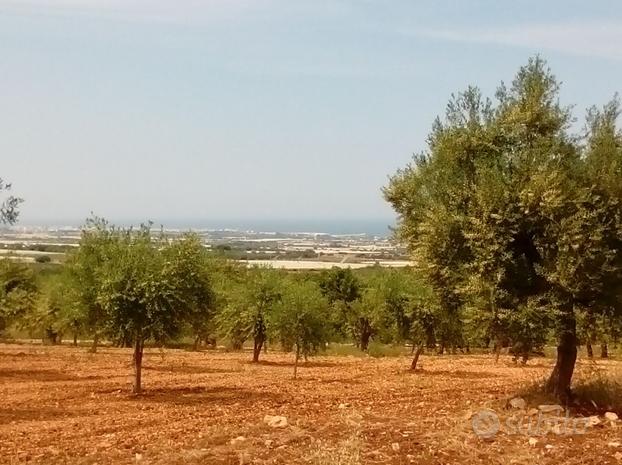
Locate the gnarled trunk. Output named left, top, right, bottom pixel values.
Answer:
left=601, top=343, right=609, bottom=359
left=546, top=304, right=577, bottom=403
left=359, top=319, right=372, bottom=351
left=89, top=333, right=99, bottom=353
left=494, top=338, right=502, bottom=363
left=133, top=334, right=144, bottom=395
left=252, top=334, right=265, bottom=363
left=293, top=344, right=300, bottom=379
left=410, top=344, right=424, bottom=370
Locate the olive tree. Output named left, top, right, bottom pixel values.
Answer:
left=385, top=57, right=622, bottom=401
left=217, top=266, right=282, bottom=362
left=72, top=220, right=214, bottom=394
left=271, top=279, right=331, bottom=378
left=0, top=259, right=37, bottom=335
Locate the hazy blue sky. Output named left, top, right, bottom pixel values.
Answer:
left=1, top=0, right=621, bottom=225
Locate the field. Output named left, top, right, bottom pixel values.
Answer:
left=1, top=344, right=621, bottom=465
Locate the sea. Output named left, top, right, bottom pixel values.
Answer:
left=19, top=218, right=397, bottom=238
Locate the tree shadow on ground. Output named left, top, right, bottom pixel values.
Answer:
left=0, top=407, right=84, bottom=425
left=408, top=369, right=502, bottom=379
left=317, top=377, right=362, bottom=386
left=142, top=365, right=241, bottom=375
left=249, top=360, right=338, bottom=368
left=0, top=368, right=91, bottom=382
left=123, top=386, right=286, bottom=406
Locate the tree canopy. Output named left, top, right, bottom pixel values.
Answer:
left=384, top=57, right=622, bottom=400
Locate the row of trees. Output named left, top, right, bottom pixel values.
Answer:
left=384, top=57, right=622, bottom=401
left=5, top=227, right=619, bottom=396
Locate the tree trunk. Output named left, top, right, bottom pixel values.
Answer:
left=293, top=344, right=300, bottom=379
left=193, top=335, right=201, bottom=351
left=73, top=333, right=78, bottom=347
left=586, top=341, right=593, bottom=358
left=546, top=305, right=577, bottom=403
left=601, top=343, right=609, bottom=359
left=437, top=343, right=445, bottom=355
left=89, top=333, right=99, bottom=353
left=252, top=335, right=264, bottom=363
left=360, top=323, right=371, bottom=352
left=410, top=344, right=424, bottom=370
left=133, top=335, right=144, bottom=395
left=494, top=338, right=502, bottom=363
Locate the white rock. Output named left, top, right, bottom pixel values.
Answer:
left=264, top=440, right=274, bottom=447
left=538, top=404, right=564, bottom=414
left=338, top=403, right=350, bottom=409
left=586, top=416, right=601, bottom=427
left=545, top=444, right=554, bottom=450
left=509, top=397, right=527, bottom=410
left=528, top=437, right=538, bottom=447
left=135, top=453, right=143, bottom=462
left=391, top=443, right=400, bottom=452
left=230, top=436, right=246, bottom=445
left=615, top=452, right=622, bottom=461
left=609, top=441, right=621, bottom=448
left=263, top=415, right=288, bottom=428
left=605, top=412, right=619, bottom=422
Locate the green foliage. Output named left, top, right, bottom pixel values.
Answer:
left=319, top=268, right=361, bottom=305
left=217, top=266, right=283, bottom=359
left=0, top=178, right=22, bottom=225
left=0, top=259, right=37, bottom=334
left=95, top=227, right=212, bottom=343
left=65, top=217, right=118, bottom=347
left=271, top=278, right=331, bottom=376
left=25, top=269, right=82, bottom=342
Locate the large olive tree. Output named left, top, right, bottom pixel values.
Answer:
left=385, top=57, right=622, bottom=401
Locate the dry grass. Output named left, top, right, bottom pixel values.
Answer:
left=0, top=344, right=620, bottom=464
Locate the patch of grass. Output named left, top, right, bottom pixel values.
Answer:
left=515, top=364, right=622, bottom=413
left=311, top=435, right=361, bottom=465
left=310, top=413, right=362, bottom=465
left=325, top=344, right=365, bottom=357
left=573, top=365, right=622, bottom=412
left=366, top=342, right=406, bottom=358
left=325, top=342, right=408, bottom=358
left=515, top=376, right=557, bottom=407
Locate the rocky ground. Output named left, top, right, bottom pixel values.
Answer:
left=1, top=344, right=620, bottom=465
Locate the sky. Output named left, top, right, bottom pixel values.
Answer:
left=1, top=0, right=622, bottom=227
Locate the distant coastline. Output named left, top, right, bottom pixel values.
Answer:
left=14, top=218, right=396, bottom=238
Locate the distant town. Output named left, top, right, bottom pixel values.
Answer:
left=0, top=224, right=411, bottom=269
